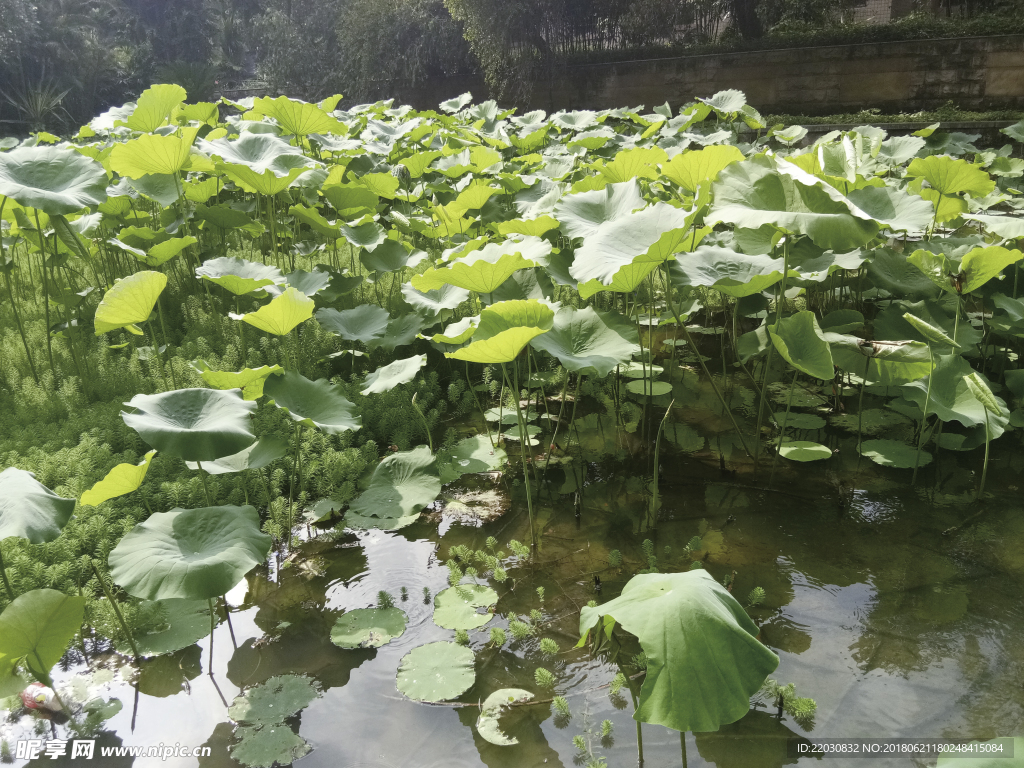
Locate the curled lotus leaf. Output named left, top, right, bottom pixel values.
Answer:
left=80, top=450, right=156, bottom=507
left=0, top=468, right=76, bottom=544
left=263, top=370, right=361, bottom=434
left=476, top=688, right=535, bottom=746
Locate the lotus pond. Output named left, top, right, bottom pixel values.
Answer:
left=1, top=86, right=1024, bottom=767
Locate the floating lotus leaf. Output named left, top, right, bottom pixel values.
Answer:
left=772, top=413, right=826, bottom=431
left=859, top=439, right=931, bottom=468
left=315, top=304, right=389, bottom=344
left=361, top=354, right=427, bottom=395
left=80, top=450, right=156, bottom=507
left=626, top=380, right=672, bottom=396
left=768, top=311, right=834, bottom=380
left=197, top=257, right=283, bottom=296
left=343, top=511, right=421, bottom=531
left=412, top=237, right=551, bottom=294
left=477, top=688, right=534, bottom=746
left=0, top=468, right=76, bottom=544
left=530, top=307, right=639, bottom=377
left=447, top=299, right=554, bottom=364
left=578, top=570, right=779, bottom=733
left=396, top=642, right=476, bottom=702
left=0, top=589, right=86, bottom=681
left=121, top=388, right=256, bottom=462
left=347, top=445, right=440, bottom=522
left=619, top=362, right=664, bottom=379
left=263, top=371, right=361, bottom=434
left=0, top=146, right=107, bottom=215
left=228, top=674, right=320, bottom=725
left=437, top=435, right=507, bottom=484
left=777, top=440, right=832, bottom=462
left=231, top=727, right=310, bottom=768
left=241, top=287, right=314, bottom=335
left=137, top=646, right=201, bottom=696
left=200, top=364, right=283, bottom=400
left=664, top=422, right=705, bottom=453
left=94, top=271, right=168, bottom=335
left=184, top=437, right=288, bottom=475
left=108, top=504, right=272, bottom=601
left=129, top=598, right=212, bottom=657
left=330, top=607, right=407, bottom=649
left=433, top=584, right=498, bottom=630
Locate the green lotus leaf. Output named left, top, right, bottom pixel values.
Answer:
left=818, top=309, right=864, bottom=334
left=847, top=184, right=934, bottom=233
left=965, top=372, right=1001, bottom=416
left=936, top=737, right=1022, bottom=767
left=859, top=439, right=931, bottom=469
left=200, top=132, right=314, bottom=176
left=433, top=584, right=498, bottom=630
left=598, top=146, right=668, bottom=183
left=315, top=304, right=389, bottom=344
left=447, top=299, right=554, bottom=364
left=827, top=334, right=933, bottom=386
left=323, top=183, right=379, bottom=218
left=263, top=370, right=361, bottom=434
left=907, top=155, right=994, bottom=198
left=402, top=282, right=470, bottom=313
left=197, top=256, right=283, bottom=296
left=121, top=388, right=257, bottom=462
left=108, top=504, right=272, bottom=601
left=360, top=239, right=426, bottom=273
left=699, top=89, right=747, bottom=115
left=231, top=727, right=310, bottom=768
left=437, top=435, right=507, bottom=484
left=266, top=268, right=331, bottom=298
left=110, top=134, right=195, bottom=179
left=578, top=570, right=779, bottom=733
left=902, top=312, right=958, bottom=348
left=200, top=364, right=284, bottom=400
left=241, top=287, right=314, bottom=335
left=625, top=380, right=672, bottom=396
left=252, top=95, right=343, bottom=136
left=772, top=413, right=826, bottom=431
left=661, top=144, right=744, bottom=193
left=131, top=236, right=196, bottom=267
left=194, top=203, right=263, bottom=234
left=339, top=219, right=386, bottom=249
left=184, top=437, right=288, bottom=475
left=412, top=237, right=550, bottom=294
left=958, top=246, right=1024, bottom=294
left=361, top=354, right=427, bottom=395
left=228, top=674, right=320, bottom=725
left=672, top=247, right=784, bottom=297
left=367, top=312, right=431, bottom=353
left=0, top=468, right=76, bottom=545
left=0, top=589, right=85, bottom=681
left=963, top=213, right=1024, bottom=239
left=226, top=166, right=310, bottom=196
left=494, top=216, right=559, bottom=237
left=430, top=316, right=478, bottom=347
left=529, top=306, right=639, bottom=377
left=347, top=445, right=440, bottom=524
left=577, top=260, right=660, bottom=299
left=768, top=311, right=834, bottom=380
left=0, top=147, right=107, bottom=215
left=129, top=598, right=212, bottom=657
left=80, top=450, right=156, bottom=507
left=777, top=440, right=832, bottom=462
left=663, top=422, right=705, bottom=453
left=94, top=270, right=168, bottom=335
left=867, top=248, right=941, bottom=299
left=330, top=607, right=407, bottom=649
left=396, top=642, right=476, bottom=703
left=476, top=688, right=534, bottom=746
left=127, top=84, right=187, bottom=133
left=619, top=362, right=664, bottom=379
left=903, top=355, right=1009, bottom=434
left=343, top=510, right=421, bottom=531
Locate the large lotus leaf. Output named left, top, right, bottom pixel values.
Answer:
left=232, top=727, right=310, bottom=768
left=437, top=435, right=507, bottom=484
left=130, top=598, right=212, bottom=657
left=80, top=450, right=156, bottom=507
left=963, top=213, right=1024, bottom=239
left=315, top=304, right=388, bottom=344
left=672, top=247, right=784, bottom=297
left=402, top=282, right=470, bottom=313
left=577, top=260, right=660, bottom=300
left=367, top=313, right=431, bottom=353
left=108, top=505, right=272, bottom=600
left=241, top=287, right=314, bottom=335
left=127, top=84, right=186, bottom=133
left=197, top=256, right=283, bottom=296
left=263, top=371, right=361, bottom=434
left=859, top=439, right=931, bottom=469
left=110, top=134, right=195, bottom=178
left=133, top=236, right=196, bottom=267
left=578, top=570, right=779, bottom=733
left=252, top=95, right=342, bottom=136
left=661, top=144, right=744, bottom=193
left=826, top=334, right=933, bottom=386
left=907, top=155, right=994, bottom=197
left=347, top=445, right=440, bottom=523
left=361, top=354, right=427, bottom=395
left=331, top=607, right=407, bottom=649
left=396, top=642, right=476, bottom=703
left=94, top=271, right=168, bottom=335
left=867, top=248, right=941, bottom=299
left=768, top=311, right=834, bottom=380
left=221, top=166, right=308, bottom=196
left=433, top=584, right=498, bottom=630
left=530, top=306, right=639, bottom=377
left=412, top=237, right=551, bottom=294
left=432, top=316, right=478, bottom=347
left=710, top=156, right=878, bottom=251
left=936, top=737, right=1023, bottom=767
left=447, top=299, right=554, bottom=364
left=958, top=246, right=1024, bottom=294
left=184, top=437, right=289, bottom=475
left=228, top=674, right=319, bottom=725
left=902, top=355, right=1009, bottom=434
left=122, top=388, right=257, bottom=462
left=0, top=589, right=85, bottom=681
left=0, top=467, right=75, bottom=545
left=0, top=147, right=107, bottom=215
left=201, top=365, right=284, bottom=400
left=557, top=181, right=697, bottom=285
left=200, top=133, right=314, bottom=176
left=477, top=689, right=534, bottom=746
left=323, top=183, right=378, bottom=218
left=847, top=185, right=934, bottom=233
left=360, top=239, right=426, bottom=274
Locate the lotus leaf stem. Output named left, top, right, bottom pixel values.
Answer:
left=90, top=560, right=139, bottom=661
left=0, top=545, right=15, bottom=602
left=912, top=344, right=935, bottom=484
left=196, top=462, right=214, bottom=506
left=411, top=392, right=433, bottom=452
left=501, top=362, right=537, bottom=550
left=467, top=362, right=494, bottom=448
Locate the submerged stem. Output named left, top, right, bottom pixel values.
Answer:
left=502, top=362, right=537, bottom=550
left=90, top=560, right=139, bottom=660
left=0, top=545, right=15, bottom=602
left=912, top=344, right=935, bottom=484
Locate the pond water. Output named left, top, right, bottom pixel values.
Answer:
left=8, top=362, right=1024, bottom=768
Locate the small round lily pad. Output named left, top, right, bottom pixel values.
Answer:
left=228, top=674, right=320, bottom=725
left=777, top=440, right=832, bottom=462
left=859, top=439, right=931, bottom=469
left=433, top=584, right=498, bottom=630
left=331, top=607, right=407, bottom=649
left=396, top=642, right=476, bottom=702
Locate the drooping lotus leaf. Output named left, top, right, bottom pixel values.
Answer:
left=859, top=439, right=931, bottom=469
left=671, top=247, right=784, bottom=298
left=315, top=304, right=389, bottom=344
left=412, top=237, right=551, bottom=294
left=361, top=354, right=427, bottom=395
left=122, top=388, right=256, bottom=462
left=228, top=674, right=320, bottom=725
left=902, top=355, right=1009, bottom=435
left=826, top=335, right=933, bottom=386
left=330, top=607, right=407, bottom=649
left=578, top=570, right=779, bottom=733
left=529, top=306, right=639, bottom=377
left=396, top=642, right=476, bottom=702
left=402, top=282, right=470, bottom=313
left=847, top=185, right=934, bottom=234
left=110, top=133, right=195, bottom=178
left=347, top=445, right=440, bottom=523
left=80, top=450, right=156, bottom=507
left=957, top=246, right=1024, bottom=294
left=263, top=371, right=360, bottom=434
left=108, top=505, right=272, bottom=601
left=0, top=146, right=107, bottom=215
left=433, top=584, right=498, bottom=630
left=777, top=440, right=832, bottom=462
left=436, top=435, right=507, bottom=484
left=126, top=84, right=187, bottom=133
left=129, top=598, right=212, bottom=657
left=0, top=468, right=76, bottom=544
left=196, top=256, right=283, bottom=296
left=476, top=688, right=535, bottom=746
left=94, top=271, right=168, bottom=335
left=367, top=313, right=431, bottom=353
left=201, top=364, right=283, bottom=400
left=241, top=287, right=314, bottom=336
left=902, top=312, right=958, bottom=348
left=231, top=726, right=310, bottom=768
left=360, top=239, right=426, bottom=274
left=184, top=437, right=289, bottom=475
left=447, top=299, right=555, bottom=364
left=0, top=589, right=86, bottom=681
left=768, top=311, right=834, bottom=380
